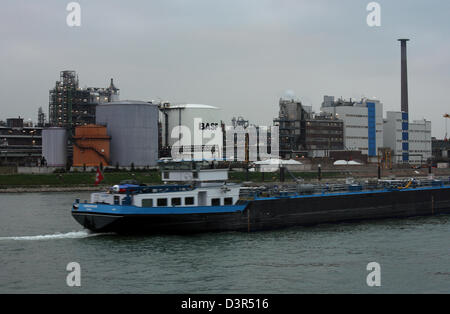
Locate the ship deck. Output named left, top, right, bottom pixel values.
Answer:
left=239, top=178, right=450, bottom=200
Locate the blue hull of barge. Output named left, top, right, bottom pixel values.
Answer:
left=72, top=203, right=249, bottom=233
left=72, top=185, right=450, bottom=234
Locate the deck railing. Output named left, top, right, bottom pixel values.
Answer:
left=122, top=184, right=194, bottom=195
left=239, top=177, right=450, bottom=199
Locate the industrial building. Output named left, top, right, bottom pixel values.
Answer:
left=49, top=70, right=119, bottom=130
left=273, top=98, right=311, bottom=158
left=273, top=97, right=344, bottom=158
left=0, top=117, right=43, bottom=166
left=432, top=138, right=450, bottom=164
left=304, top=112, right=344, bottom=158
left=403, top=119, right=432, bottom=164
left=321, top=96, right=383, bottom=161
left=159, top=103, right=223, bottom=160
left=72, top=125, right=111, bottom=167
left=383, top=112, right=431, bottom=164
left=96, top=101, right=159, bottom=167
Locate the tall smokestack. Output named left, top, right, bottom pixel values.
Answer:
left=398, top=39, right=410, bottom=113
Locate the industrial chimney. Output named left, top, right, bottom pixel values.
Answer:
left=398, top=39, right=410, bottom=114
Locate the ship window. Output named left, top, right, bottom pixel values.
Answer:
left=224, top=197, right=233, bottom=205
left=157, top=198, right=168, bottom=207
left=171, top=198, right=181, bottom=206
left=114, top=195, right=120, bottom=205
left=211, top=198, right=221, bottom=206
left=163, top=172, right=169, bottom=179
left=142, top=199, right=153, bottom=207
left=185, top=197, right=194, bottom=205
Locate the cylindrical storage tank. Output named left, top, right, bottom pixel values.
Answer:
left=160, top=104, right=223, bottom=159
left=96, top=101, right=159, bottom=167
left=42, top=127, right=68, bottom=167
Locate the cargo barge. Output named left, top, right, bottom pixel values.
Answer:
left=71, top=160, right=450, bottom=234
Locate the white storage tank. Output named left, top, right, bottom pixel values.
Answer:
left=160, top=104, right=223, bottom=159
left=96, top=100, right=159, bottom=167
left=42, top=127, right=68, bottom=167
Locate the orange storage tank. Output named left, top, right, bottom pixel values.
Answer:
left=73, top=124, right=111, bottom=167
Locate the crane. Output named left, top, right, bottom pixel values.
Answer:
left=444, top=114, right=450, bottom=141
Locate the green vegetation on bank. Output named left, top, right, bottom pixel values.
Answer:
left=0, top=170, right=344, bottom=188
left=0, top=172, right=161, bottom=187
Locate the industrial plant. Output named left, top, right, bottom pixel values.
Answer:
left=0, top=39, right=446, bottom=173
left=49, top=70, right=119, bottom=129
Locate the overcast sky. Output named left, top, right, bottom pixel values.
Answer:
left=1, top=0, right=449, bottom=137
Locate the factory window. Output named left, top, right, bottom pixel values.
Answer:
left=185, top=197, right=195, bottom=205
left=211, top=198, right=221, bottom=206
left=157, top=198, right=168, bottom=207
left=171, top=198, right=181, bottom=206
left=224, top=197, right=233, bottom=205
left=142, top=199, right=153, bottom=207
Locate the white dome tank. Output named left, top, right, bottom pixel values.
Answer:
left=160, top=104, right=222, bottom=157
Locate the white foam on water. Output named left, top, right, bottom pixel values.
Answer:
left=0, top=230, right=110, bottom=241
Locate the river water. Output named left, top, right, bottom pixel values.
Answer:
left=0, top=192, right=448, bottom=293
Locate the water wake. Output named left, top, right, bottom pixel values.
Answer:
left=0, top=230, right=110, bottom=241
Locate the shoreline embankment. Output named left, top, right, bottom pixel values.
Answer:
left=1, top=167, right=449, bottom=193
